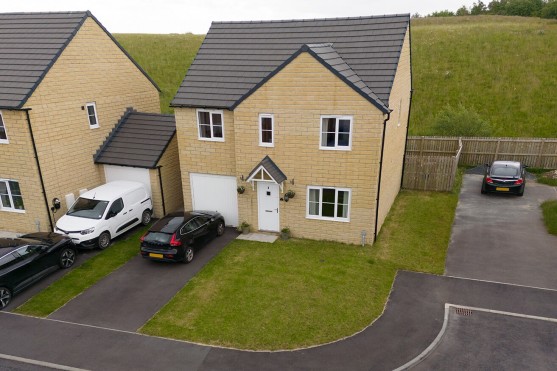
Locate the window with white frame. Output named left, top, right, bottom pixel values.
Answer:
left=0, top=112, right=8, bottom=144
left=197, top=109, right=224, bottom=141
left=86, top=102, right=99, bottom=129
left=320, top=116, right=352, bottom=150
left=307, top=186, right=350, bottom=221
left=259, top=114, right=274, bottom=147
left=0, top=179, right=25, bottom=212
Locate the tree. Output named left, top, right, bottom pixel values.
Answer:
left=456, top=6, right=471, bottom=15
left=488, top=0, right=509, bottom=14
left=430, top=105, right=492, bottom=137
left=505, top=0, right=544, bottom=16
left=541, top=0, right=557, bottom=18
left=471, top=1, right=488, bottom=14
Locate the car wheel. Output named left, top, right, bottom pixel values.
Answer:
left=141, top=210, right=152, bottom=226
left=182, top=246, right=194, bottom=264
left=59, top=248, right=77, bottom=269
left=216, top=221, right=225, bottom=236
left=518, top=190, right=524, bottom=197
left=98, top=232, right=111, bottom=250
left=0, top=287, right=11, bottom=310
left=481, top=184, right=487, bottom=194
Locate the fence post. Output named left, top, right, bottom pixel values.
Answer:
left=494, top=139, right=501, bottom=162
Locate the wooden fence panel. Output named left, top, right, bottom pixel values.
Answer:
left=406, top=137, right=557, bottom=168
left=402, top=155, right=457, bottom=191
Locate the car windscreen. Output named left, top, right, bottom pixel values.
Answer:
left=143, top=232, right=172, bottom=245
left=67, top=197, right=109, bottom=219
left=491, top=166, right=519, bottom=177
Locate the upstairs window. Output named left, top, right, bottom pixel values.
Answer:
left=86, top=102, right=99, bottom=129
left=197, top=109, right=224, bottom=141
left=259, top=114, right=274, bottom=147
left=0, top=179, right=25, bottom=212
left=0, top=112, right=8, bottom=143
left=320, top=116, right=352, bottom=150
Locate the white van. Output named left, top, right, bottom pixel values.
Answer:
left=56, top=181, right=152, bottom=249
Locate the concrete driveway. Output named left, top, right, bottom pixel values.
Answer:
left=445, top=174, right=557, bottom=289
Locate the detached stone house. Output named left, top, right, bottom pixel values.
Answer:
left=0, top=11, right=175, bottom=234
left=172, top=14, right=412, bottom=245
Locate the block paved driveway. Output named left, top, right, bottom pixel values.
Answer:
left=445, top=174, right=557, bottom=289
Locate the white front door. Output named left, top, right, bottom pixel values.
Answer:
left=257, top=182, right=280, bottom=232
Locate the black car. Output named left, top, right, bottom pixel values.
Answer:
left=0, top=232, right=77, bottom=310
left=140, top=211, right=225, bottom=263
left=481, top=161, right=526, bottom=196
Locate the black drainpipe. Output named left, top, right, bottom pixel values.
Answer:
left=374, top=111, right=391, bottom=242
left=157, top=165, right=166, bottom=216
left=24, top=109, right=54, bottom=232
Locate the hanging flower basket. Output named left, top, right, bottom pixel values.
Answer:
left=237, top=186, right=246, bottom=194
left=285, top=190, right=296, bottom=199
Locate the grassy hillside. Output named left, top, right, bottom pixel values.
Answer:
left=411, top=16, right=557, bottom=137
left=115, top=33, right=204, bottom=114
left=116, top=16, right=557, bottom=137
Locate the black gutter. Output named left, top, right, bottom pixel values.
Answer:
left=24, top=109, right=54, bottom=231
left=157, top=166, right=166, bottom=216
left=374, top=111, right=391, bottom=242
left=400, top=22, right=414, bottom=189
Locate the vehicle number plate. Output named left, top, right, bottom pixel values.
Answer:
left=149, top=253, right=163, bottom=258
left=496, top=187, right=509, bottom=191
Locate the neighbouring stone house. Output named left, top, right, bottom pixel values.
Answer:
left=0, top=11, right=176, bottom=234
left=172, top=14, right=412, bottom=245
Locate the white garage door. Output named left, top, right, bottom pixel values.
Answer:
left=104, top=165, right=152, bottom=195
left=190, top=173, right=238, bottom=227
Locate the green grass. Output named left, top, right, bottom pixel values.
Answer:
left=141, top=170, right=463, bottom=350
left=410, top=16, right=557, bottom=137
left=541, top=200, right=557, bottom=235
left=114, top=33, right=204, bottom=114
left=15, top=226, right=149, bottom=317
left=527, top=168, right=557, bottom=186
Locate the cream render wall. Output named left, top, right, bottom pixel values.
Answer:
left=0, top=110, right=50, bottom=233
left=376, top=28, right=412, bottom=234
left=149, top=136, right=184, bottom=217
left=16, top=17, right=160, bottom=232
left=175, top=108, right=236, bottom=211
left=236, top=53, right=385, bottom=244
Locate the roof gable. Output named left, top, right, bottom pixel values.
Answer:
left=232, top=43, right=389, bottom=113
left=0, top=11, right=159, bottom=109
left=94, top=109, right=176, bottom=169
left=172, top=14, right=410, bottom=110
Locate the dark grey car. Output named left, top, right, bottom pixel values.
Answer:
left=481, top=161, right=526, bottom=196
left=0, top=232, right=76, bottom=310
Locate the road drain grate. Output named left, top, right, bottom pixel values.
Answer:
left=455, top=307, right=473, bottom=316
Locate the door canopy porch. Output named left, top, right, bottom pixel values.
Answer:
left=246, top=155, right=287, bottom=190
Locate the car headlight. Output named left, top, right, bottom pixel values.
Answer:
left=80, top=227, right=95, bottom=235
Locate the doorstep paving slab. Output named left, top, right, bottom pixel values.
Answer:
left=446, top=175, right=557, bottom=289
left=48, top=228, right=238, bottom=331
left=236, top=232, right=278, bottom=243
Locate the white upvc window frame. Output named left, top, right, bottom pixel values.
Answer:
left=319, top=115, right=353, bottom=151
left=306, top=186, right=351, bottom=222
left=196, top=109, right=225, bottom=142
left=86, top=102, right=100, bottom=129
left=0, top=111, right=8, bottom=144
left=0, top=179, right=25, bottom=213
left=259, top=113, right=274, bottom=147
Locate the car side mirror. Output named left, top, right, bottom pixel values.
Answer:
left=485, top=163, right=489, bottom=167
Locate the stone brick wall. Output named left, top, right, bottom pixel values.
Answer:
left=175, top=108, right=236, bottom=211
left=149, top=136, right=184, bottom=217
left=1, top=17, right=161, bottom=233
left=0, top=110, right=50, bottom=233
left=376, top=29, right=412, bottom=234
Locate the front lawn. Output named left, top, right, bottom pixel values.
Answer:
left=141, top=171, right=462, bottom=349
left=15, top=226, right=149, bottom=317
left=541, top=200, right=557, bottom=235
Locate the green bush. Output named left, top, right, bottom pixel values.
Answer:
left=541, top=200, right=557, bottom=235
left=429, top=104, right=492, bottom=137
left=542, top=0, right=557, bottom=18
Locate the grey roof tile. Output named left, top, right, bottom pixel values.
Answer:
left=172, top=14, right=409, bottom=109
left=0, top=11, right=159, bottom=109
left=94, top=109, right=176, bottom=169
